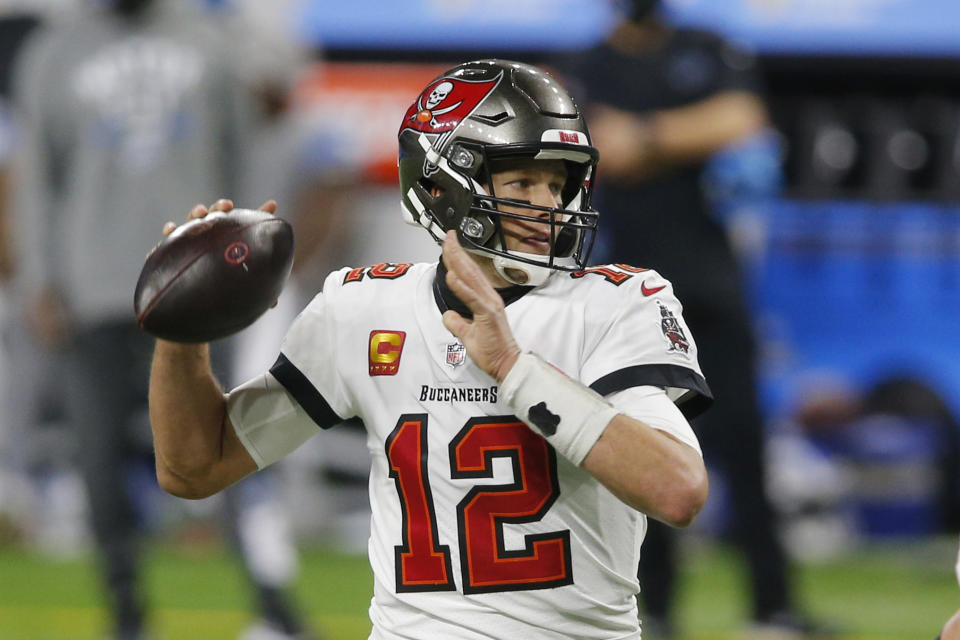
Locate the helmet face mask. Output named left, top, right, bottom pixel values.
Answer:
left=398, top=60, right=600, bottom=285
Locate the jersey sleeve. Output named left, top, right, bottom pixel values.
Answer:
left=270, top=270, right=356, bottom=426
left=227, top=371, right=320, bottom=469
left=581, top=271, right=712, bottom=419
left=607, top=385, right=702, bottom=456
left=226, top=271, right=355, bottom=467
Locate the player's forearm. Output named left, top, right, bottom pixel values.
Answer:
left=149, top=340, right=232, bottom=496
left=582, top=415, right=708, bottom=527
left=499, top=353, right=707, bottom=523
left=595, top=92, right=767, bottom=181
left=646, top=91, right=767, bottom=168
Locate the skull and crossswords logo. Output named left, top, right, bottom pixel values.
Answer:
left=412, top=80, right=463, bottom=129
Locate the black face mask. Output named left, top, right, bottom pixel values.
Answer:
left=628, top=0, right=661, bottom=21
left=111, top=0, right=153, bottom=16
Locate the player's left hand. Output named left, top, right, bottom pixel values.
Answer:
left=440, top=231, right=521, bottom=383
left=161, top=198, right=278, bottom=238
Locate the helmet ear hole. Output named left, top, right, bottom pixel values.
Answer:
left=421, top=179, right=443, bottom=200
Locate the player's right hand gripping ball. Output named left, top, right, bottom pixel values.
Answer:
left=134, top=208, right=294, bottom=343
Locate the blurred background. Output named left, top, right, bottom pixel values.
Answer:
left=0, top=0, right=958, bottom=639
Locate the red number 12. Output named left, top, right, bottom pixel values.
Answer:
left=386, top=414, right=573, bottom=594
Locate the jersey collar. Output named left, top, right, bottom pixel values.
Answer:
left=432, top=258, right=533, bottom=319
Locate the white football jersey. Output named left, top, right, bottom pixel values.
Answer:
left=227, top=261, right=710, bottom=640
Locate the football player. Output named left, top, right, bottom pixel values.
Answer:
left=149, top=59, right=711, bottom=639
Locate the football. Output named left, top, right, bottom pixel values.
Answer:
left=134, top=208, right=294, bottom=343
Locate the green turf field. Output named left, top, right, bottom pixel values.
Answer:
left=0, top=536, right=956, bottom=639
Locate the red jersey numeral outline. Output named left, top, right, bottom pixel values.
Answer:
left=343, top=263, right=414, bottom=284
left=386, top=415, right=455, bottom=591
left=570, top=264, right=647, bottom=286
left=385, top=414, right=571, bottom=593
left=450, top=417, right=572, bottom=593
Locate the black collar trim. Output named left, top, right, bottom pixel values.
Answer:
left=432, top=257, right=533, bottom=319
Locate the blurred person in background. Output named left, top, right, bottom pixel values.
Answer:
left=0, top=13, right=28, bottom=372
left=9, top=1, right=317, bottom=638
left=0, top=94, right=11, bottom=325
left=556, top=0, right=828, bottom=636
left=0, top=20, right=20, bottom=515
left=0, top=10, right=78, bottom=552
left=789, top=378, right=960, bottom=640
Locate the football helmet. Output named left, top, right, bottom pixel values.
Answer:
left=398, top=59, right=599, bottom=286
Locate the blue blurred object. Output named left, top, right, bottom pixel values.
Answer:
left=291, top=0, right=960, bottom=57
left=703, top=129, right=784, bottom=218
left=753, top=200, right=960, bottom=421
left=296, top=0, right=618, bottom=50
left=661, top=0, right=960, bottom=57
left=809, top=415, right=941, bottom=537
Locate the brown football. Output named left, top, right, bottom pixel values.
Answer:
left=134, top=208, right=294, bottom=343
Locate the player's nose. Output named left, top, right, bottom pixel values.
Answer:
left=529, top=183, right=561, bottom=214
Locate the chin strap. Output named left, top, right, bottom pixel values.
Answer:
left=491, top=252, right=553, bottom=286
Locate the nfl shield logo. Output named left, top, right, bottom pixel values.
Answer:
left=446, top=342, right=466, bottom=367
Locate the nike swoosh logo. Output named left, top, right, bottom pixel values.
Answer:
left=641, top=281, right=666, bottom=296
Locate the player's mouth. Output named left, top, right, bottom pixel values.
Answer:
left=517, top=231, right=552, bottom=253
